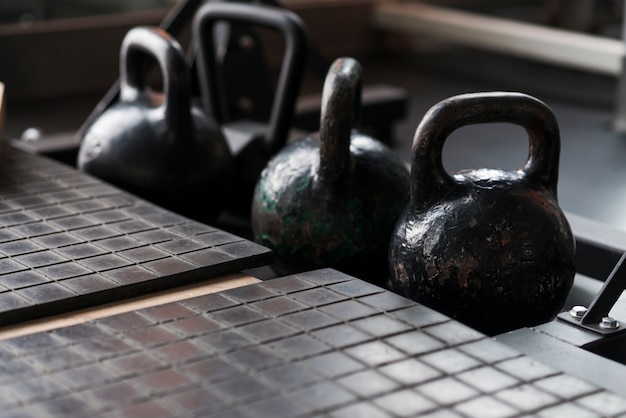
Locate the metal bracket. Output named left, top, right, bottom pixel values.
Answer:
left=558, top=252, right=626, bottom=335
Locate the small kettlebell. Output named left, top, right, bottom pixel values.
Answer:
left=78, top=26, right=233, bottom=222
left=251, top=58, right=410, bottom=286
left=389, top=92, right=575, bottom=335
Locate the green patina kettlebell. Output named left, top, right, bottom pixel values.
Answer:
left=251, top=57, right=410, bottom=286
left=389, top=91, right=576, bottom=335
left=78, top=26, right=233, bottom=222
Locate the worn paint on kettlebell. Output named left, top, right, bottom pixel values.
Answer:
left=389, top=92, right=576, bottom=335
left=252, top=58, right=410, bottom=285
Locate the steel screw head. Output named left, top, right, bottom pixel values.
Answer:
left=569, top=305, right=587, bottom=319
left=20, top=127, right=43, bottom=142
left=600, top=316, right=620, bottom=329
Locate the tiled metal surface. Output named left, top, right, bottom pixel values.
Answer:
left=0, top=268, right=625, bottom=417
left=0, top=147, right=272, bottom=326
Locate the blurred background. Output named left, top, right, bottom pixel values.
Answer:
left=2, top=0, right=626, bottom=231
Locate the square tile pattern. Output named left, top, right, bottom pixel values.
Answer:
left=0, top=268, right=623, bottom=417
left=0, top=147, right=272, bottom=326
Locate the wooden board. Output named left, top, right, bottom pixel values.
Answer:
left=373, top=2, right=624, bottom=76
left=0, top=82, right=5, bottom=137
left=0, top=272, right=260, bottom=340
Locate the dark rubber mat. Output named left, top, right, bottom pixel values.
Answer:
left=0, top=147, right=272, bottom=326
left=0, top=268, right=623, bottom=417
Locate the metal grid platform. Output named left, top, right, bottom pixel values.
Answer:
left=0, top=146, right=272, bottom=326
left=0, top=268, right=624, bottom=417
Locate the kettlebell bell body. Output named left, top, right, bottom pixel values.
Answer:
left=389, top=92, right=575, bottom=335
left=78, top=26, right=233, bottom=222
left=252, top=58, right=410, bottom=285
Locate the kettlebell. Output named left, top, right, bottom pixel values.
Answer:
left=78, top=26, right=233, bottom=223
left=192, top=2, right=307, bottom=217
left=389, top=92, right=575, bottom=335
left=251, top=58, right=410, bottom=286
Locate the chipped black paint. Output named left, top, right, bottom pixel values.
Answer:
left=389, top=92, right=576, bottom=335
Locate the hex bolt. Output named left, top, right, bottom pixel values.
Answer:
left=569, top=305, right=587, bottom=319
left=20, top=127, right=43, bottom=142
left=600, top=316, right=620, bottom=329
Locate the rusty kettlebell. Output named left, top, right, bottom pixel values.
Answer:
left=251, top=57, right=410, bottom=286
left=389, top=92, right=575, bottom=335
left=78, top=26, right=233, bottom=222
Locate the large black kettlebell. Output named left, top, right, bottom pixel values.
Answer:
left=252, top=58, right=410, bottom=286
left=389, top=92, right=576, bottom=335
left=193, top=2, right=307, bottom=217
left=78, top=26, right=233, bottom=222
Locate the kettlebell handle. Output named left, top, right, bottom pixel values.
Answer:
left=319, top=57, right=362, bottom=186
left=193, top=2, right=308, bottom=155
left=411, top=92, right=561, bottom=212
left=120, top=27, right=192, bottom=140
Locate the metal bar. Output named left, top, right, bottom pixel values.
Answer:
left=373, top=2, right=625, bottom=77
left=582, top=252, right=626, bottom=325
